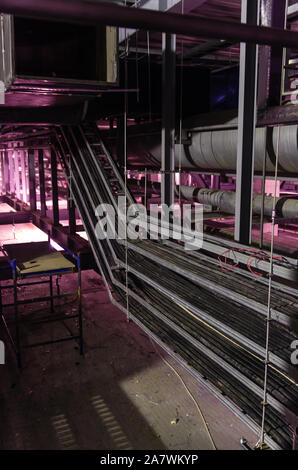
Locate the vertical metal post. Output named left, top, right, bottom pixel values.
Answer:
left=38, top=149, right=47, bottom=217
left=14, top=147, right=20, bottom=200
left=28, top=149, right=37, bottom=211
left=117, top=115, right=125, bottom=178
left=20, top=148, right=28, bottom=203
left=0, top=151, right=4, bottom=193
left=235, top=0, right=260, bottom=245
left=49, top=275, right=54, bottom=313
left=3, top=151, right=9, bottom=194
left=259, top=128, right=268, bottom=249
left=8, top=150, right=14, bottom=195
left=68, top=188, right=76, bottom=235
left=77, top=255, right=83, bottom=356
left=12, top=260, right=21, bottom=369
left=258, top=0, right=287, bottom=109
left=161, top=33, right=176, bottom=209
left=51, top=149, right=59, bottom=226
left=0, top=283, right=2, bottom=326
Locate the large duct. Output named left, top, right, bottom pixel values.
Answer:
left=179, top=186, right=298, bottom=219
left=126, top=123, right=298, bottom=174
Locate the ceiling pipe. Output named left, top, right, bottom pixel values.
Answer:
left=178, top=186, right=298, bottom=219
left=1, top=0, right=298, bottom=48
left=128, top=178, right=298, bottom=218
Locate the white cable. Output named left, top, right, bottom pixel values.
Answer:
left=259, top=126, right=281, bottom=449
left=178, top=0, right=185, bottom=208
left=149, top=336, right=217, bottom=450
left=124, top=12, right=130, bottom=322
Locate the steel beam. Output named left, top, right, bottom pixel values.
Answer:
left=14, top=148, right=20, bottom=200
left=19, top=148, right=28, bottom=204
left=161, top=33, right=176, bottom=208
left=288, top=2, right=298, bottom=20
left=1, top=0, right=298, bottom=48
left=51, top=149, right=59, bottom=226
left=258, top=0, right=287, bottom=109
left=28, top=149, right=36, bottom=212
left=0, top=151, right=5, bottom=193
left=3, top=151, right=9, bottom=194
left=117, top=116, right=125, bottom=178
left=38, top=149, right=46, bottom=217
left=235, top=0, right=259, bottom=245
left=8, top=150, right=14, bottom=195
left=119, top=0, right=207, bottom=42
left=68, top=189, right=76, bottom=235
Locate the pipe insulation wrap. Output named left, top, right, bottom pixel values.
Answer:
left=179, top=187, right=298, bottom=219
left=127, top=125, right=298, bottom=173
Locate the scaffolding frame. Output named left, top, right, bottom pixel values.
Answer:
left=0, top=241, right=83, bottom=368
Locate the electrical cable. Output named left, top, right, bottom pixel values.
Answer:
left=149, top=336, right=217, bottom=450
left=178, top=0, right=185, bottom=208
left=124, top=5, right=130, bottom=322
left=259, top=125, right=281, bottom=449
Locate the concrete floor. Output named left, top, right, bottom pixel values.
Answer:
left=0, top=268, right=258, bottom=450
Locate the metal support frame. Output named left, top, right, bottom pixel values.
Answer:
left=14, top=147, right=20, bottom=200
left=258, top=0, right=287, bottom=109
left=117, top=115, right=125, bottom=178
left=3, top=151, right=9, bottom=194
left=235, top=0, right=259, bottom=245
left=51, top=149, right=60, bottom=226
left=68, top=187, right=76, bottom=235
left=259, top=127, right=267, bottom=249
left=0, top=151, right=5, bottom=193
left=0, top=247, right=83, bottom=369
left=28, top=149, right=37, bottom=212
left=161, top=33, right=176, bottom=208
left=1, top=194, right=92, bottom=269
left=8, top=149, right=14, bottom=195
left=20, top=148, right=28, bottom=204
left=38, top=149, right=47, bottom=217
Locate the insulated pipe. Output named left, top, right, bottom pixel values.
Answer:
left=125, top=124, right=298, bottom=174
left=179, top=186, right=298, bottom=219
left=1, top=0, right=298, bottom=48
left=128, top=179, right=298, bottom=219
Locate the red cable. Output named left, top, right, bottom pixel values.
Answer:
left=218, top=247, right=284, bottom=278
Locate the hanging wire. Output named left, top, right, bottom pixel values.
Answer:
left=149, top=336, right=217, bottom=450
left=259, top=125, right=281, bottom=449
left=124, top=0, right=130, bottom=322
left=178, top=0, right=185, bottom=208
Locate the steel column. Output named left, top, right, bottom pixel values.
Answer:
left=117, top=115, right=125, bottom=178
left=3, top=151, right=9, bottom=194
left=258, top=0, right=287, bottom=109
left=51, top=149, right=59, bottom=226
left=0, top=152, right=4, bottom=193
left=14, top=148, right=20, bottom=200
left=28, top=149, right=37, bottom=212
left=20, top=148, right=28, bottom=203
left=235, top=0, right=260, bottom=245
left=8, top=150, right=14, bottom=195
left=161, top=33, right=176, bottom=208
left=38, top=149, right=47, bottom=217
left=68, top=189, right=76, bottom=235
